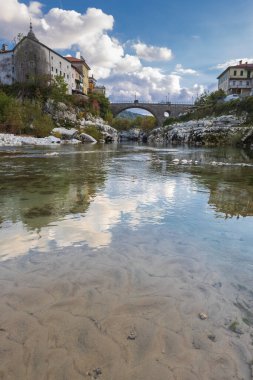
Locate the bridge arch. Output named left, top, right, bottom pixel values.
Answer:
left=110, top=101, right=193, bottom=127
left=110, top=102, right=171, bottom=126
left=113, top=105, right=157, bottom=121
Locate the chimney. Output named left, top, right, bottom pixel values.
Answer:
left=76, top=51, right=81, bottom=59
left=1, top=44, right=8, bottom=52
left=239, top=60, right=242, bottom=65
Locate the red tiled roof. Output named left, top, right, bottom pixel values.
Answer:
left=65, top=56, right=84, bottom=62
left=0, top=50, right=13, bottom=54
left=65, top=56, right=90, bottom=70
left=233, top=64, right=253, bottom=68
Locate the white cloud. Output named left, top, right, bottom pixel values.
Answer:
left=174, top=64, right=198, bottom=76
left=132, top=42, right=173, bottom=62
left=213, top=58, right=253, bottom=70
left=0, top=1, right=205, bottom=102
left=29, top=1, right=43, bottom=16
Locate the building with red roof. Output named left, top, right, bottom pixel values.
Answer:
left=217, top=60, right=253, bottom=96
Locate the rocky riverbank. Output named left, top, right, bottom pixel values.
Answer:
left=148, top=115, right=253, bottom=147
left=0, top=101, right=118, bottom=146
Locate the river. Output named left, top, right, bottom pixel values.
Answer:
left=0, top=143, right=253, bottom=379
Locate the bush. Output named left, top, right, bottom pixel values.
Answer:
left=82, top=126, right=103, bottom=140
left=163, top=90, right=253, bottom=127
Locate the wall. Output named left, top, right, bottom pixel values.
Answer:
left=0, top=52, right=14, bottom=85
left=49, top=50, right=72, bottom=94
left=14, top=38, right=49, bottom=84
left=14, top=38, right=72, bottom=94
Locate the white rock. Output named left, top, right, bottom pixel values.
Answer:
left=79, top=133, right=97, bottom=143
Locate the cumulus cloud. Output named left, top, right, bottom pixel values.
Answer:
left=173, top=64, right=199, bottom=76
left=213, top=58, right=253, bottom=70
left=0, top=1, right=205, bottom=102
left=132, top=42, right=173, bottom=62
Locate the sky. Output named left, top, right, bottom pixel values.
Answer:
left=1, top=0, right=253, bottom=103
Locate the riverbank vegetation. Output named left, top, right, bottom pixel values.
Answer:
left=0, top=77, right=112, bottom=137
left=112, top=114, right=156, bottom=133
left=164, top=90, right=253, bottom=127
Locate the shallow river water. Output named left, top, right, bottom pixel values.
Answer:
left=0, top=143, right=253, bottom=380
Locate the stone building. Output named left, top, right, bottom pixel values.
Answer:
left=0, top=24, right=90, bottom=96
left=218, top=60, right=253, bottom=96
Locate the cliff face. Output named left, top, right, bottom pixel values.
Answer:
left=148, top=115, right=253, bottom=146
left=45, top=100, right=118, bottom=143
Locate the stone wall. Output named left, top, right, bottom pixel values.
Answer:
left=14, top=38, right=49, bottom=84
left=0, top=52, right=14, bottom=85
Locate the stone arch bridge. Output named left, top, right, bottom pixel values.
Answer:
left=110, top=101, right=194, bottom=126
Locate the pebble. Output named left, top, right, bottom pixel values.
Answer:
left=128, top=329, right=137, bottom=340
left=208, top=334, right=216, bottom=342
left=199, top=312, right=208, bottom=320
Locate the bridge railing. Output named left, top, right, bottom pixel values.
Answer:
left=110, top=100, right=194, bottom=106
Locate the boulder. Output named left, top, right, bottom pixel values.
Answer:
left=52, top=127, right=78, bottom=140
left=79, top=133, right=97, bottom=143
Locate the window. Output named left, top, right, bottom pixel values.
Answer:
left=60, top=71, right=62, bottom=76
left=51, top=67, right=53, bottom=71
left=67, top=75, right=69, bottom=79
left=60, top=62, right=62, bottom=68
left=234, top=70, right=237, bottom=76
left=51, top=56, right=53, bottom=60
left=56, top=68, right=58, bottom=73
left=240, top=70, right=243, bottom=76
left=64, top=73, right=66, bottom=77
left=247, top=81, right=249, bottom=86
left=233, top=81, right=236, bottom=86
left=239, top=81, right=242, bottom=85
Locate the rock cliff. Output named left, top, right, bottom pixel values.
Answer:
left=148, top=115, right=253, bottom=146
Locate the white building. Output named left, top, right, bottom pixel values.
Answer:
left=217, top=60, right=253, bottom=96
left=0, top=24, right=89, bottom=96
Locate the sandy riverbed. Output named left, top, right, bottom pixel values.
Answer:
left=0, top=236, right=253, bottom=380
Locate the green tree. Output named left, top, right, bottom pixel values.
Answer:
left=50, top=75, right=68, bottom=102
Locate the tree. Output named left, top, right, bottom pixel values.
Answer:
left=12, top=32, right=24, bottom=46
left=50, top=75, right=68, bottom=102
left=88, top=92, right=111, bottom=118
left=195, top=89, right=225, bottom=107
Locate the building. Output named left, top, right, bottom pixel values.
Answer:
left=88, top=75, right=106, bottom=96
left=93, top=85, right=106, bottom=96
left=88, top=75, right=97, bottom=93
left=65, top=54, right=90, bottom=95
left=0, top=44, right=13, bottom=85
left=217, top=60, right=253, bottom=96
left=0, top=24, right=90, bottom=96
left=70, top=65, right=84, bottom=94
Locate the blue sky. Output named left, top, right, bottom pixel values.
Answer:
left=1, top=0, right=253, bottom=102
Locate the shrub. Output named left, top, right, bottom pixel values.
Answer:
left=83, top=126, right=103, bottom=140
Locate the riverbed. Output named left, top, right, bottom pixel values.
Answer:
left=0, top=143, right=253, bottom=380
